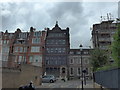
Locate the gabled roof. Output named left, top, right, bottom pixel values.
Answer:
left=52, top=21, right=61, bottom=31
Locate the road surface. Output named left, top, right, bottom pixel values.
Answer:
left=36, top=79, right=94, bottom=89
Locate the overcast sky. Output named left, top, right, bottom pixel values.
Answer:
left=0, top=1, right=118, bottom=48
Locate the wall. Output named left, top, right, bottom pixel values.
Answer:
left=94, top=68, right=120, bottom=89
left=2, top=64, right=42, bottom=88
left=0, top=68, right=2, bottom=89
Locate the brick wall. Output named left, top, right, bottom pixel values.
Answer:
left=2, top=64, right=42, bottom=88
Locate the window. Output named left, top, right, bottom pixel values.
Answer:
left=86, top=68, right=88, bottom=75
left=19, top=33, right=28, bottom=38
left=77, top=68, right=81, bottom=75
left=46, top=40, right=49, bottom=44
left=19, top=47, right=23, bottom=52
left=14, top=47, right=19, bottom=52
left=29, top=55, right=42, bottom=62
left=84, top=59, right=89, bottom=64
left=22, top=56, right=26, bottom=63
left=3, top=40, right=6, bottom=44
left=70, top=59, right=74, bottom=64
left=31, top=46, right=40, bottom=52
left=48, top=33, right=65, bottom=37
left=62, top=48, right=66, bottom=53
left=32, top=38, right=40, bottom=44
left=70, top=51, right=74, bottom=54
left=29, top=56, right=33, bottom=62
left=9, top=34, right=13, bottom=39
left=48, top=33, right=54, bottom=37
left=55, top=60, right=57, bottom=64
left=0, top=40, right=2, bottom=44
left=78, top=58, right=81, bottom=64
left=62, top=68, right=65, bottom=73
left=18, top=56, right=22, bottom=63
left=7, top=40, right=9, bottom=44
left=2, top=46, right=9, bottom=53
left=70, top=68, right=73, bottom=75
left=0, top=46, right=1, bottom=53
left=14, top=56, right=17, bottom=62
left=2, top=56, right=8, bottom=61
left=46, top=60, right=49, bottom=65
left=46, top=48, right=66, bottom=54
left=3, top=40, right=9, bottom=44
left=23, top=47, right=27, bottom=52
left=34, top=55, right=42, bottom=62
left=76, top=51, right=80, bottom=54
left=46, top=48, right=50, bottom=53
left=62, top=40, right=66, bottom=44
left=84, top=51, right=88, bottom=54
left=34, top=32, right=41, bottom=37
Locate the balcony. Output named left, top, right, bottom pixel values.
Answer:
left=98, top=38, right=111, bottom=42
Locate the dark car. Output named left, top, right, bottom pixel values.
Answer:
left=19, top=82, right=35, bottom=90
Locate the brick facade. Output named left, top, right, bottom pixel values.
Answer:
left=1, top=22, right=94, bottom=82
left=44, top=22, right=70, bottom=77
left=1, top=27, right=46, bottom=68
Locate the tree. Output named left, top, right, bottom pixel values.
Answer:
left=111, top=22, right=120, bottom=67
left=90, top=48, right=109, bottom=72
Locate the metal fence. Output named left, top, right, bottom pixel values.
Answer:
left=94, top=68, right=120, bottom=89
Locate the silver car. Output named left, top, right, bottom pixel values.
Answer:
left=42, top=75, right=56, bottom=83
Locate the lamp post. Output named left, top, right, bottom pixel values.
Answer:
left=79, top=44, right=83, bottom=90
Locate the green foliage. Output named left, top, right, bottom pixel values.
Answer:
left=111, top=23, right=120, bottom=67
left=96, top=63, right=118, bottom=72
left=90, top=48, right=109, bottom=72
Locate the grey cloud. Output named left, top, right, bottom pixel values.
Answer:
left=0, top=2, right=117, bottom=48
left=118, top=1, right=120, bottom=18
left=47, top=2, right=83, bottom=19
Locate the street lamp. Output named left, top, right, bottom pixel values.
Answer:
left=79, top=44, right=83, bottom=90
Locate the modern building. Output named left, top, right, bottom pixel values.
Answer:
left=91, top=20, right=117, bottom=50
left=118, top=1, right=120, bottom=19
left=68, top=49, right=92, bottom=79
left=0, top=32, right=2, bottom=67
left=44, top=22, right=70, bottom=77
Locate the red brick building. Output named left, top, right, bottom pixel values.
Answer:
left=1, top=27, right=46, bottom=68
left=1, top=30, right=14, bottom=67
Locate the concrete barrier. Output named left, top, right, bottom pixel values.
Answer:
left=2, top=64, right=42, bottom=88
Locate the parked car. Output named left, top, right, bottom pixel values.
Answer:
left=42, top=75, right=56, bottom=83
